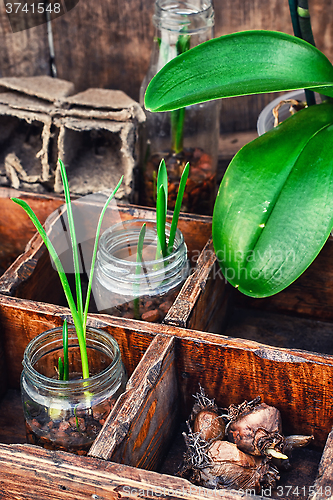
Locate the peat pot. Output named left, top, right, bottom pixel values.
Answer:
left=21, top=325, right=127, bottom=455
left=257, top=90, right=306, bottom=135
left=94, top=218, right=190, bottom=322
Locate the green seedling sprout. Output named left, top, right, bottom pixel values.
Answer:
left=58, top=319, right=69, bottom=381
left=12, top=159, right=123, bottom=380
left=156, top=159, right=190, bottom=258
left=134, top=223, right=147, bottom=320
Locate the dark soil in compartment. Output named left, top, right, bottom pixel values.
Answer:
left=158, top=423, right=322, bottom=500
left=224, top=307, right=333, bottom=355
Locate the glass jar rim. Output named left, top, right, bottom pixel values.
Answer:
left=98, top=218, right=186, bottom=267
left=22, top=325, right=122, bottom=391
left=153, top=0, right=214, bottom=31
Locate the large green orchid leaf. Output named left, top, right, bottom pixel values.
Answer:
left=145, top=31, right=333, bottom=112
left=212, top=101, right=333, bottom=298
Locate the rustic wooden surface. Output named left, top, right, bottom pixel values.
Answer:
left=0, top=1, right=332, bottom=132
left=224, top=306, right=333, bottom=355
left=0, top=200, right=214, bottom=334
left=0, top=188, right=65, bottom=273
left=0, top=442, right=248, bottom=500
left=3, top=191, right=333, bottom=355
left=312, top=427, right=333, bottom=500
left=164, top=239, right=229, bottom=333
left=90, top=334, right=178, bottom=469
left=1, top=295, right=333, bottom=497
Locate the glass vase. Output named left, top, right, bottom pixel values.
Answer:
left=93, top=219, right=190, bottom=322
left=139, top=0, right=220, bottom=216
left=21, top=325, right=127, bottom=455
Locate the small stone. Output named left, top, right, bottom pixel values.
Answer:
left=76, top=449, right=87, bottom=456
left=69, top=416, right=86, bottom=432
left=58, top=421, right=71, bottom=432
left=159, top=301, right=172, bottom=314
left=31, top=418, right=42, bottom=429
left=141, top=309, right=160, bottom=322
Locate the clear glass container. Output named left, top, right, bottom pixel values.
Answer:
left=139, top=0, right=220, bottom=216
left=93, top=219, right=190, bottom=322
left=21, top=326, right=127, bottom=455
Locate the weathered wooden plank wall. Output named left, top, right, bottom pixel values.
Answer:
left=0, top=0, right=332, bottom=131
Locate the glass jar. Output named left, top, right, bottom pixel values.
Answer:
left=93, top=219, right=190, bottom=322
left=21, top=326, right=127, bottom=455
left=139, top=0, right=220, bottom=216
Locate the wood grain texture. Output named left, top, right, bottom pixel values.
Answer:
left=0, top=443, right=244, bottom=500
left=89, top=334, right=178, bottom=470
left=312, top=426, right=333, bottom=500
left=1, top=299, right=333, bottom=496
left=0, top=188, right=65, bottom=272
left=163, top=238, right=229, bottom=333
left=0, top=198, right=214, bottom=336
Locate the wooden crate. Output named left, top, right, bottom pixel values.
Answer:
left=0, top=296, right=333, bottom=499
left=0, top=195, right=228, bottom=334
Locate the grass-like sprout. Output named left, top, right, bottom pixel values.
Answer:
left=134, top=223, right=147, bottom=320
left=12, top=159, right=123, bottom=380
left=156, top=158, right=190, bottom=258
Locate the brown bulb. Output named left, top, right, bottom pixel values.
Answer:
left=226, top=401, right=285, bottom=456
left=193, top=409, right=225, bottom=442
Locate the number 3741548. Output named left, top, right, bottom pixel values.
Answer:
left=5, top=3, right=62, bottom=14
left=275, top=486, right=332, bottom=497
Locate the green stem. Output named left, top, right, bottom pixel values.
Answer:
left=83, top=176, right=124, bottom=333
left=168, top=162, right=190, bottom=254
left=58, top=159, right=83, bottom=319
left=62, top=319, right=69, bottom=381
left=156, top=185, right=167, bottom=258
left=58, top=357, right=64, bottom=380
left=297, top=0, right=316, bottom=46
left=288, top=0, right=302, bottom=38
left=133, top=223, right=146, bottom=320
left=170, top=33, right=190, bottom=154
left=171, top=108, right=186, bottom=154
left=288, top=0, right=316, bottom=106
left=11, top=197, right=90, bottom=379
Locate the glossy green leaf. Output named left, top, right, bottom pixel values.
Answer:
left=212, top=101, right=333, bottom=297
left=145, top=30, right=333, bottom=112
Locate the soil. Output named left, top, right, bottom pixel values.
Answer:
left=141, top=147, right=216, bottom=215
left=101, top=288, right=179, bottom=322
left=24, top=394, right=116, bottom=455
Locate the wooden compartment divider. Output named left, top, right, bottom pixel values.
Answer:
left=1, top=189, right=333, bottom=498
left=1, top=295, right=333, bottom=498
